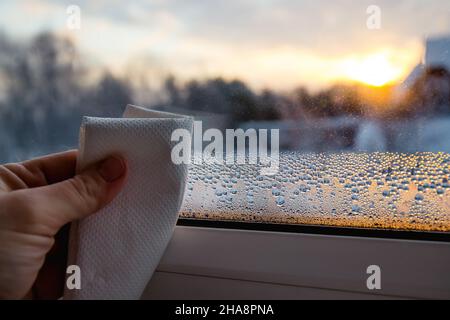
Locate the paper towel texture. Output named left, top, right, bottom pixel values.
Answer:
left=64, top=105, right=193, bottom=299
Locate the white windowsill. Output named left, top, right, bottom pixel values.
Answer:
left=142, top=225, right=450, bottom=300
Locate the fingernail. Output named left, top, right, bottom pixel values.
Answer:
left=98, top=156, right=126, bottom=182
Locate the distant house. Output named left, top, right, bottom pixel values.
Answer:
left=150, top=105, right=232, bottom=132
left=397, top=36, right=450, bottom=96
left=425, top=36, right=450, bottom=69
left=394, top=36, right=450, bottom=118
left=357, top=36, right=450, bottom=153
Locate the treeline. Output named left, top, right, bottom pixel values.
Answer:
left=0, top=32, right=131, bottom=161
left=0, top=31, right=394, bottom=162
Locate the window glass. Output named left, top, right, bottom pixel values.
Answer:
left=181, top=153, right=450, bottom=232
left=1, top=1, right=450, bottom=232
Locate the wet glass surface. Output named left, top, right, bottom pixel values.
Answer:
left=181, top=152, right=450, bottom=232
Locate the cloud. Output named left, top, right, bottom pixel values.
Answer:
left=39, top=0, right=450, bottom=53
left=1, top=0, right=449, bottom=89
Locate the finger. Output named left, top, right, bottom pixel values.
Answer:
left=32, top=223, right=70, bottom=299
left=7, top=155, right=127, bottom=235
left=21, top=150, right=78, bottom=185
left=1, top=150, right=78, bottom=190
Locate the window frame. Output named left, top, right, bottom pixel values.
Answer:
left=143, top=224, right=450, bottom=299
left=177, top=218, right=450, bottom=242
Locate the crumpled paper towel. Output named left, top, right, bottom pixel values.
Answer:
left=64, top=105, right=193, bottom=300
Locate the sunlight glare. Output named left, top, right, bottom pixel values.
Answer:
left=341, top=53, right=404, bottom=87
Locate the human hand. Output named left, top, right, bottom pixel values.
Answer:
left=0, top=150, right=127, bottom=299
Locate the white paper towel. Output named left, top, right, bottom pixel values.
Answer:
left=64, top=105, right=193, bottom=300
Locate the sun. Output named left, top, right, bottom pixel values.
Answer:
left=341, top=53, right=403, bottom=87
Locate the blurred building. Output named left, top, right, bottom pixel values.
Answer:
left=425, top=36, right=450, bottom=69
left=397, top=36, right=450, bottom=101
left=354, top=35, right=450, bottom=153
left=151, top=105, right=232, bottom=132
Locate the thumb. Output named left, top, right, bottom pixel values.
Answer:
left=10, top=156, right=127, bottom=235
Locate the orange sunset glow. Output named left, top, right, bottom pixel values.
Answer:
left=0, top=0, right=445, bottom=91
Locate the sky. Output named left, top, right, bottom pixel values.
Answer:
left=1, top=0, right=450, bottom=91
